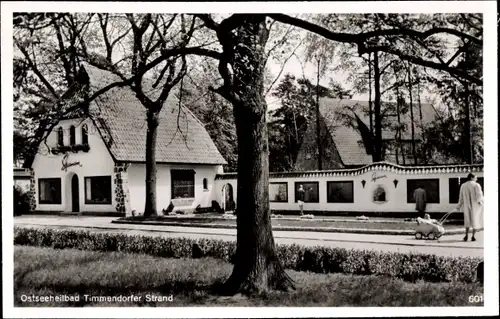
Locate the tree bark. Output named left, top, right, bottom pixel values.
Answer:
left=315, top=58, right=322, bottom=170
left=144, top=108, right=159, bottom=217
left=373, top=51, right=382, bottom=162
left=463, top=83, right=473, bottom=164
left=407, top=63, right=417, bottom=164
left=395, top=87, right=404, bottom=165
left=368, top=53, right=373, bottom=138
left=223, top=15, right=295, bottom=294
left=417, top=77, right=426, bottom=163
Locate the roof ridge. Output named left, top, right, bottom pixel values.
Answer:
left=26, top=62, right=227, bottom=166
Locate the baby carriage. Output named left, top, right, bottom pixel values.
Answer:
left=414, top=211, right=455, bottom=240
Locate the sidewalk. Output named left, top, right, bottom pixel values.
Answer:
left=14, top=215, right=484, bottom=258
left=112, top=218, right=466, bottom=236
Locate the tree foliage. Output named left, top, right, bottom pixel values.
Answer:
left=268, top=74, right=352, bottom=171
left=299, top=13, right=483, bottom=164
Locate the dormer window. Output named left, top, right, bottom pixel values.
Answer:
left=69, top=125, right=76, bottom=145
left=57, top=127, right=64, bottom=146
left=82, top=124, right=88, bottom=145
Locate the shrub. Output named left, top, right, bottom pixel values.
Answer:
left=13, top=227, right=482, bottom=283
left=14, top=186, right=30, bottom=216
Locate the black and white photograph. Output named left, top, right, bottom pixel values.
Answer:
left=2, top=1, right=498, bottom=317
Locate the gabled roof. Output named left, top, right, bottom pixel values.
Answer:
left=28, top=64, right=227, bottom=166
left=318, top=99, right=372, bottom=166
left=316, top=98, right=437, bottom=166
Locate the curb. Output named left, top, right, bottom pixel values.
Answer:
left=111, top=220, right=465, bottom=236
left=147, top=216, right=465, bottom=225
left=14, top=224, right=483, bottom=251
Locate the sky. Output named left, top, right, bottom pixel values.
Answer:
left=262, top=21, right=463, bottom=112
left=11, top=13, right=466, bottom=115
left=265, top=50, right=370, bottom=111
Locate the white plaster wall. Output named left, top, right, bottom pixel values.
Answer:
left=128, top=163, right=222, bottom=212
left=31, top=118, right=116, bottom=212
left=214, top=169, right=484, bottom=214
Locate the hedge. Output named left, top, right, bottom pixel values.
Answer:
left=14, top=227, right=482, bottom=283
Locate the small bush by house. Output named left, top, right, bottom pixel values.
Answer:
left=14, top=186, right=30, bottom=216
left=14, top=227, right=482, bottom=283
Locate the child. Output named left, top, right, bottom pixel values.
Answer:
left=417, top=213, right=441, bottom=227
left=423, top=213, right=439, bottom=225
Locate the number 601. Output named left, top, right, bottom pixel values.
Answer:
left=469, top=295, right=484, bottom=303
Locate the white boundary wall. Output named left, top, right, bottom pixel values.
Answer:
left=214, top=163, right=484, bottom=214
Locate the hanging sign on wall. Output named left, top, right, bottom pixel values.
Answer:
left=61, top=153, right=82, bottom=171
left=371, top=172, right=387, bottom=182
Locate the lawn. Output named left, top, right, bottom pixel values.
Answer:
left=121, top=215, right=463, bottom=231
left=14, top=246, right=483, bottom=307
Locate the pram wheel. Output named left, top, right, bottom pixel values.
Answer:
left=436, top=233, right=442, bottom=239
left=415, top=232, right=423, bottom=240
left=428, top=233, right=436, bottom=240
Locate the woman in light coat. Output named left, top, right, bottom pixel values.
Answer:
left=456, top=173, right=484, bottom=241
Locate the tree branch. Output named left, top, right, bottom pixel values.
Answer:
left=265, top=37, right=304, bottom=96
left=75, top=46, right=221, bottom=112
left=14, top=39, right=60, bottom=99
left=219, top=14, right=245, bottom=31
left=359, top=27, right=481, bottom=45
left=379, top=59, right=395, bottom=76
left=445, top=43, right=468, bottom=66
left=381, top=81, right=405, bottom=96
left=195, top=14, right=219, bottom=30
left=267, top=13, right=482, bottom=85
left=156, top=56, right=188, bottom=106
left=358, top=43, right=481, bottom=85
left=265, top=23, right=296, bottom=61
left=98, top=13, right=113, bottom=63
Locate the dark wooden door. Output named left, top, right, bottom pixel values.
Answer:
left=71, top=175, right=79, bottom=212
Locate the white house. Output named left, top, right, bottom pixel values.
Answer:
left=24, top=64, right=226, bottom=216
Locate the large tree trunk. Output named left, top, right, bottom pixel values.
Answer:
left=373, top=51, right=382, bottom=162
left=143, top=108, right=159, bottom=217
left=223, top=15, right=294, bottom=294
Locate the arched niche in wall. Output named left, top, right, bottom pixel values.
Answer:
left=372, top=184, right=387, bottom=204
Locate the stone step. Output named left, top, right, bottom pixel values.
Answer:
left=59, top=212, right=83, bottom=216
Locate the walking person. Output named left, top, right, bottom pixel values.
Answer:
left=297, top=185, right=305, bottom=216
left=413, top=185, right=427, bottom=217
left=456, top=173, right=484, bottom=241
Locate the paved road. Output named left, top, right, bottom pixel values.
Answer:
left=13, top=215, right=484, bottom=258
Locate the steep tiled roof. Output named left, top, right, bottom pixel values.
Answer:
left=56, top=64, right=226, bottom=165
left=318, top=99, right=372, bottom=166
left=317, top=98, right=437, bottom=166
